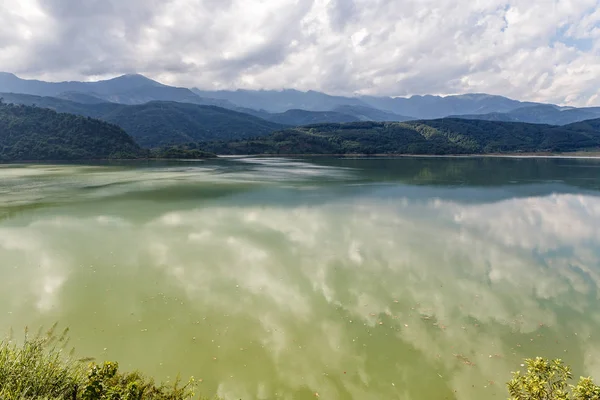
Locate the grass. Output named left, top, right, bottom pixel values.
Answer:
left=0, top=324, right=201, bottom=400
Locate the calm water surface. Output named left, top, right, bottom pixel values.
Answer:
left=1, top=157, right=600, bottom=400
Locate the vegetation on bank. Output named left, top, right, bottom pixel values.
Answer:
left=200, top=119, right=600, bottom=155
left=2, top=326, right=599, bottom=400
left=0, top=326, right=199, bottom=400
left=0, top=102, right=142, bottom=161
left=508, top=358, right=600, bottom=400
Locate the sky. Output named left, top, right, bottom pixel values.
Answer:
left=0, top=0, right=599, bottom=106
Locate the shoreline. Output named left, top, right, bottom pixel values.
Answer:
left=3, top=152, right=600, bottom=164
left=219, top=152, right=600, bottom=159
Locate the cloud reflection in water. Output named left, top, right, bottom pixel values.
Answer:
left=1, top=162, right=600, bottom=399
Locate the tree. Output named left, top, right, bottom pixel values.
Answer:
left=508, top=358, right=600, bottom=400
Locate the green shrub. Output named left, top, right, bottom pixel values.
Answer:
left=0, top=326, right=83, bottom=399
left=508, top=358, right=600, bottom=400
left=0, top=326, right=199, bottom=400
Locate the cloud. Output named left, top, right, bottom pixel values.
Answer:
left=1, top=0, right=600, bottom=105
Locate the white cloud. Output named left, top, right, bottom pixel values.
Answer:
left=0, top=0, right=600, bottom=105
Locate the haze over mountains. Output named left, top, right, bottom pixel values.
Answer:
left=2, top=72, right=596, bottom=125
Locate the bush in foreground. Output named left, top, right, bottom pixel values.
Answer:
left=0, top=326, right=198, bottom=400
left=3, top=326, right=599, bottom=400
left=508, top=357, right=600, bottom=400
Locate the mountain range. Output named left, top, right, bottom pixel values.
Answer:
left=2, top=98, right=600, bottom=161
left=0, top=93, right=284, bottom=147
left=1, top=72, right=600, bottom=161
left=2, top=72, right=594, bottom=125
left=0, top=72, right=235, bottom=108
left=451, top=104, right=600, bottom=125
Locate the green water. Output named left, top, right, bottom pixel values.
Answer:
left=1, top=157, right=600, bottom=400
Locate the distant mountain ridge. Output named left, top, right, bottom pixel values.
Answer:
left=359, top=93, right=542, bottom=119
left=192, top=88, right=370, bottom=113
left=2, top=72, right=600, bottom=127
left=0, top=73, right=236, bottom=108
left=331, top=105, right=412, bottom=122
left=451, top=104, right=600, bottom=125
left=192, top=87, right=544, bottom=119
left=1, top=72, right=550, bottom=121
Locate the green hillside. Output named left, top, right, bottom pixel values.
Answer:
left=452, top=105, right=600, bottom=125
left=202, top=119, right=600, bottom=155
left=0, top=94, right=284, bottom=148
left=564, top=117, right=600, bottom=133
left=0, top=102, right=142, bottom=161
left=265, top=109, right=360, bottom=125
left=0, top=92, right=121, bottom=118
left=100, top=101, right=285, bottom=147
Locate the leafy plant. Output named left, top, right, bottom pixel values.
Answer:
left=508, top=358, right=600, bottom=400
left=0, top=326, right=200, bottom=400
left=81, top=361, right=196, bottom=400
left=0, top=325, right=83, bottom=399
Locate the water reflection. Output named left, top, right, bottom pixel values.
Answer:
left=0, top=158, right=600, bottom=400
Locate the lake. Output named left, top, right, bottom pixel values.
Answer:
left=1, top=156, right=600, bottom=400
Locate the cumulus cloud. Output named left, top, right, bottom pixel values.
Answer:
left=0, top=0, right=600, bottom=105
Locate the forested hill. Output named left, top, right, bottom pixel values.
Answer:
left=201, top=118, right=600, bottom=155
left=0, top=102, right=142, bottom=161
left=0, top=93, right=285, bottom=148
left=2, top=99, right=600, bottom=161
left=100, top=101, right=285, bottom=147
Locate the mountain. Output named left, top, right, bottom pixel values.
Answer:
left=0, top=93, right=284, bottom=147
left=56, top=91, right=108, bottom=104
left=359, top=93, right=542, bottom=119
left=201, top=118, right=600, bottom=155
left=0, top=102, right=141, bottom=161
left=0, top=92, right=122, bottom=118
left=264, top=109, right=360, bottom=125
left=98, top=101, right=285, bottom=148
left=1, top=73, right=556, bottom=120
left=191, top=88, right=370, bottom=113
left=331, top=105, right=412, bottom=121
left=191, top=88, right=544, bottom=118
left=564, top=117, right=600, bottom=133
left=0, top=73, right=236, bottom=108
left=230, top=106, right=410, bottom=124
left=0, top=72, right=151, bottom=97
left=451, top=104, right=600, bottom=125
